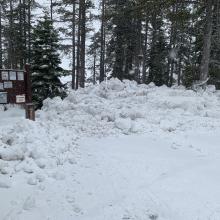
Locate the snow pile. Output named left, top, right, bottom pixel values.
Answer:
left=0, top=118, right=78, bottom=183
left=1, top=78, right=220, bottom=182
left=39, top=78, right=220, bottom=135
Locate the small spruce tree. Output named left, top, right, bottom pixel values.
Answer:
left=31, top=14, right=66, bottom=108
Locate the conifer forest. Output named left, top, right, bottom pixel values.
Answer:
left=0, top=1, right=219, bottom=100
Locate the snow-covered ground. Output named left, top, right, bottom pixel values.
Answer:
left=0, top=106, right=25, bottom=130
left=1, top=79, right=220, bottom=220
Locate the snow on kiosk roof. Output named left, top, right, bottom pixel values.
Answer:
left=0, top=64, right=35, bottom=120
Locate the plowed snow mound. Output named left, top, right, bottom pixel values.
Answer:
left=1, top=79, right=220, bottom=179
left=40, top=78, right=220, bottom=135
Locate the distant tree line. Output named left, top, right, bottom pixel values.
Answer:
left=0, top=0, right=220, bottom=107
left=91, top=0, right=220, bottom=89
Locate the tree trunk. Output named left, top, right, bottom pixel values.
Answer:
left=9, top=0, right=14, bottom=68
left=178, top=56, right=182, bottom=86
left=19, top=0, right=23, bottom=68
left=200, top=0, right=213, bottom=82
left=99, top=0, right=106, bottom=83
left=27, top=0, right=31, bottom=64
left=142, top=17, right=148, bottom=83
left=0, top=3, right=2, bottom=69
left=76, top=0, right=82, bottom=90
left=168, top=3, right=177, bottom=87
left=23, top=0, right=27, bottom=66
left=50, top=0, right=53, bottom=21
left=93, top=51, right=96, bottom=85
left=147, top=11, right=157, bottom=83
left=72, top=0, right=76, bottom=90
left=134, top=18, right=142, bottom=83
left=79, top=0, right=86, bottom=88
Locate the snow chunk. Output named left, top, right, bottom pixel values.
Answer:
left=0, top=148, right=24, bottom=161
left=115, top=118, right=132, bottom=134
left=106, top=78, right=126, bottom=91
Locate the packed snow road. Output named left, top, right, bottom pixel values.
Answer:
left=1, top=134, right=220, bottom=220
left=1, top=79, right=220, bottom=220
left=76, top=134, right=220, bottom=220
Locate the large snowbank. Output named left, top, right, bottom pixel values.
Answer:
left=40, top=79, right=220, bottom=136
left=1, top=79, right=220, bottom=180
left=0, top=80, right=219, bottom=181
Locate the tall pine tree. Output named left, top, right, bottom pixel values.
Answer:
left=31, top=14, right=66, bottom=108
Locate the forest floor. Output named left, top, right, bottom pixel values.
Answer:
left=1, top=79, right=220, bottom=220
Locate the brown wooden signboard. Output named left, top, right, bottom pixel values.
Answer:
left=0, top=65, right=32, bottom=104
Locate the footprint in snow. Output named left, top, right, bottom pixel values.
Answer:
left=122, top=211, right=133, bottom=220
left=23, top=196, right=36, bottom=211
left=66, top=195, right=75, bottom=204
left=73, top=206, right=81, bottom=213
left=171, top=146, right=178, bottom=150
left=122, top=215, right=132, bottom=220
left=148, top=214, right=158, bottom=220
left=188, top=144, right=194, bottom=148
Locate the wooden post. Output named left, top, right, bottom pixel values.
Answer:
left=25, top=103, right=35, bottom=121
left=24, top=64, right=35, bottom=121
left=25, top=64, right=32, bottom=103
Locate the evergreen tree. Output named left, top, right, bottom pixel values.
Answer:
left=147, top=4, right=167, bottom=86
left=199, top=0, right=214, bottom=83
left=1, top=0, right=37, bottom=69
left=31, top=14, right=66, bottom=108
left=210, top=0, right=220, bottom=88
left=106, top=0, right=142, bottom=81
